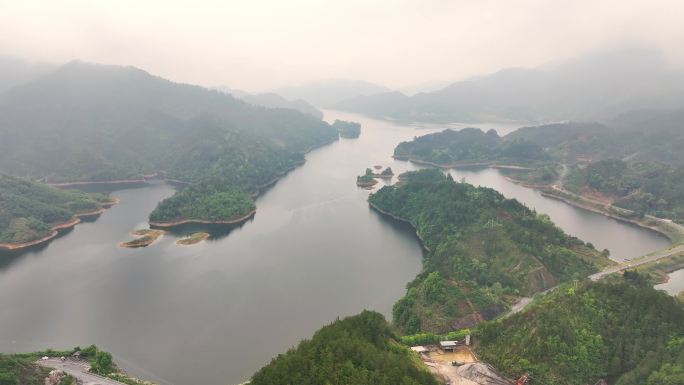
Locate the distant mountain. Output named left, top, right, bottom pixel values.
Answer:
left=398, top=79, right=451, bottom=95
left=0, top=56, right=54, bottom=93
left=336, top=47, right=684, bottom=123
left=0, top=61, right=338, bottom=224
left=215, top=86, right=323, bottom=118
left=274, top=79, right=391, bottom=107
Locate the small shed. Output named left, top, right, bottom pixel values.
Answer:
left=439, top=340, right=458, bottom=351
left=410, top=346, right=428, bottom=354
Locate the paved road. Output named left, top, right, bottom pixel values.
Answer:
left=589, top=244, right=684, bottom=281
left=37, top=358, right=126, bottom=385
left=506, top=244, right=684, bottom=317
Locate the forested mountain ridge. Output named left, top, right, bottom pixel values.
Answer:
left=368, top=169, right=611, bottom=333
left=0, top=61, right=339, bottom=224
left=476, top=275, right=684, bottom=385
left=394, top=128, right=547, bottom=166
left=250, top=310, right=438, bottom=385
left=0, top=174, right=111, bottom=245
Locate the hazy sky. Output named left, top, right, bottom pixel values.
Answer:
left=1, top=0, right=683, bottom=91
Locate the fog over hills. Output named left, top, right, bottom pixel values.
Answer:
left=0, top=60, right=336, bottom=183
left=274, top=79, right=391, bottom=108
left=215, top=86, right=323, bottom=119
left=336, top=47, right=684, bottom=123
left=0, top=56, right=54, bottom=93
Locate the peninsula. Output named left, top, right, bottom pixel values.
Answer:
left=0, top=174, right=116, bottom=250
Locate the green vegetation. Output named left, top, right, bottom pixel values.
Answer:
left=369, top=169, right=611, bottom=333
left=0, top=174, right=111, bottom=245
left=250, top=310, right=438, bottom=385
left=565, top=159, right=684, bottom=221
left=0, top=353, right=50, bottom=385
left=0, top=62, right=339, bottom=225
left=333, top=119, right=361, bottom=138
left=394, top=128, right=547, bottom=166
left=399, top=328, right=471, bottom=346
left=356, top=168, right=378, bottom=187
left=476, top=275, right=684, bottom=385
left=150, top=182, right=255, bottom=223
left=397, top=108, right=684, bottom=223
left=0, top=346, right=151, bottom=385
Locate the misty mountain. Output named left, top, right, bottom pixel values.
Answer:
left=0, top=61, right=338, bottom=222
left=217, top=87, right=324, bottom=119
left=336, top=47, right=684, bottom=123
left=0, top=61, right=336, bottom=180
left=274, top=79, right=391, bottom=108
left=0, top=56, right=54, bottom=93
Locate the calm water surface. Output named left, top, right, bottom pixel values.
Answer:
left=655, top=269, right=684, bottom=295
left=0, top=111, right=672, bottom=385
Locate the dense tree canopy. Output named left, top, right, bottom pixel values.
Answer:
left=250, top=311, right=438, bottom=385
left=476, top=276, right=684, bottom=385
left=565, top=159, right=684, bottom=221
left=394, top=128, right=546, bottom=165
left=369, top=169, right=610, bottom=333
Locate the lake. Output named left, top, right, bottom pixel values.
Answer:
left=0, top=111, right=672, bottom=385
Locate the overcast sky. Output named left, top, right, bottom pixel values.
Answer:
left=1, top=0, right=683, bottom=91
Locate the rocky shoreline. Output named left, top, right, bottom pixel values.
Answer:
left=0, top=205, right=115, bottom=251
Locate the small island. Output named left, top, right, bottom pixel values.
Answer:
left=376, top=166, right=394, bottom=179
left=176, top=232, right=211, bottom=246
left=356, top=168, right=379, bottom=188
left=120, top=229, right=165, bottom=248
left=332, top=119, right=361, bottom=139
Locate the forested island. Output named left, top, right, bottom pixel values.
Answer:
left=0, top=62, right=339, bottom=226
left=332, top=119, right=362, bottom=138
left=369, top=169, right=612, bottom=333
left=0, top=174, right=114, bottom=248
left=356, top=168, right=379, bottom=188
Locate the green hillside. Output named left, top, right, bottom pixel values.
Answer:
left=476, top=275, right=684, bottom=385
left=368, top=169, right=611, bottom=333
left=0, top=174, right=110, bottom=244
left=250, top=311, right=438, bottom=385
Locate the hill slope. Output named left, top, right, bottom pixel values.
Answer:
left=476, top=276, right=684, bottom=385
left=0, top=174, right=110, bottom=245
left=250, top=310, right=438, bottom=385
left=0, top=61, right=339, bottom=224
left=368, top=169, right=611, bottom=333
